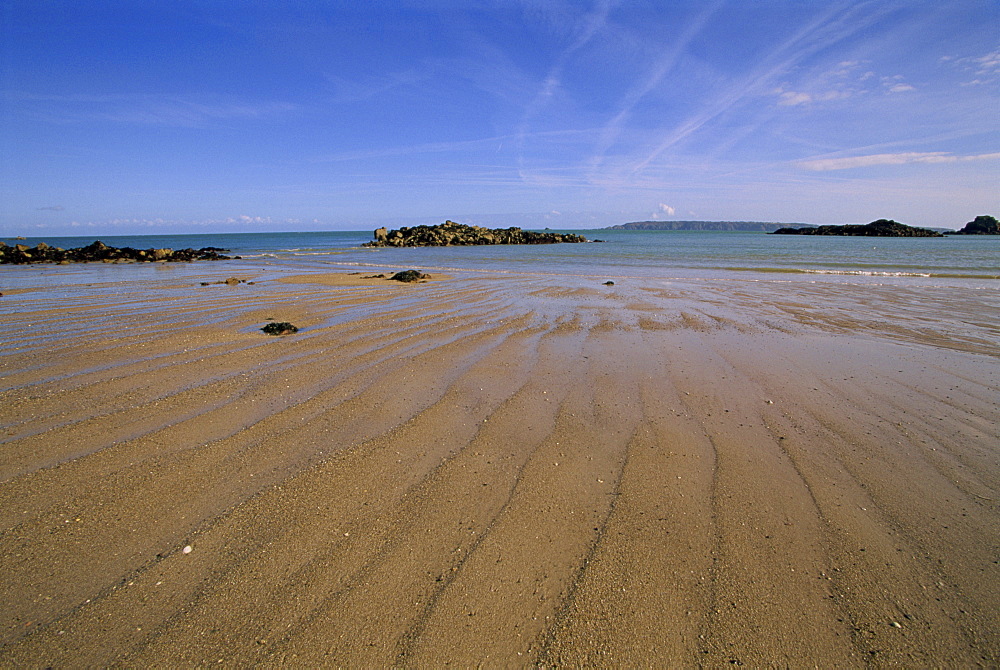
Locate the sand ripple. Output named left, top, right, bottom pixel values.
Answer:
left=1, top=272, right=997, bottom=666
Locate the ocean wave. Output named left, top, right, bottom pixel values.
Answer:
left=721, top=266, right=999, bottom=279
left=804, top=269, right=932, bottom=277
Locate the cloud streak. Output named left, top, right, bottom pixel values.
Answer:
left=6, top=91, right=296, bottom=127
left=586, top=2, right=721, bottom=174
left=798, top=151, right=1000, bottom=171
left=515, top=0, right=614, bottom=173
left=628, top=2, right=891, bottom=175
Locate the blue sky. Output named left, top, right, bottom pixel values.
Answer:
left=2, top=1, right=998, bottom=234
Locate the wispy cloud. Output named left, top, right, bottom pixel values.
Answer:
left=311, top=128, right=594, bottom=163
left=62, top=215, right=304, bottom=229
left=105, top=98, right=297, bottom=126
left=515, top=0, right=614, bottom=171
left=324, top=69, right=429, bottom=103
left=772, top=61, right=914, bottom=107
left=586, top=2, right=721, bottom=174
left=36, top=205, right=65, bottom=211
left=6, top=91, right=296, bottom=127
left=775, top=88, right=853, bottom=106
left=942, top=46, right=1000, bottom=85
left=798, top=151, right=1000, bottom=171
left=628, top=2, right=891, bottom=174
left=880, top=74, right=915, bottom=94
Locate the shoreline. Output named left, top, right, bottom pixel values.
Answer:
left=1, top=271, right=997, bottom=665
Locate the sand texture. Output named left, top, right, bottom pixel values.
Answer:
left=1, top=270, right=998, bottom=666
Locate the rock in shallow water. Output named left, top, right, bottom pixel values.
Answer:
left=0, top=240, right=234, bottom=264
left=363, top=220, right=588, bottom=247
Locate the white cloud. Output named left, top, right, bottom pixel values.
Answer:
left=775, top=87, right=852, bottom=106
left=658, top=203, right=675, bottom=216
left=944, top=47, right=1000, bottom=85
left=798, top=151, right=1000, bottom=171
left=778, top=91, right=813, bottom=106
left=879, top=75, right=916, bottom=94
left=973, top=48, right=1000, bottom=75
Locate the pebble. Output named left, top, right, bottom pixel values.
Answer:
left=182, top=545, right=193, bottom=554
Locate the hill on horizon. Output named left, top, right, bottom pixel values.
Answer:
left=606, top=220, right=814, bottom=231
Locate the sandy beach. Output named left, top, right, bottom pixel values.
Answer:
left=1, top=269, right=997, bottom=666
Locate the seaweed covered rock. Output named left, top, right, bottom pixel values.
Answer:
left=364, top=220, right=588, bottom=247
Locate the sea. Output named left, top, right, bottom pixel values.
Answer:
left=2, top=229, right=997, bottom=289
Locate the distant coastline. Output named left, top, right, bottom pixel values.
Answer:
left=605, top=220, right=813, bottom=232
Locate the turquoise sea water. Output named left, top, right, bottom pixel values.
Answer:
left=2, top=229, right=998, bottom=289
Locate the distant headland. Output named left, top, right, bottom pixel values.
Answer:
left=363, top=220, right=588, bottom=247
left=605, top=220, right=807, bottom=232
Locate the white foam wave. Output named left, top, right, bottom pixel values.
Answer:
left=804, top=269, right=932, bottom=277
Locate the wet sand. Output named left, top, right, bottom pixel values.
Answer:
left=1, top=270, right=998, bottom=666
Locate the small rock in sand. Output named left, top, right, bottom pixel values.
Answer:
left=261, top=322, right=299, bottom=336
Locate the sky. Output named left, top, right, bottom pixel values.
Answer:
left=1, top=0, right=998, bottom=235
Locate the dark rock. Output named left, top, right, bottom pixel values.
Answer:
left=0, top=239, right=233, bottom=264
left=390, top=269, right=431, bottom=282
left=952, top=215, right=999, bottom=235
left=261, top=322, right=298, bottom=336
left=771, top=219, right=943, bottom=237
left=363, top=220, right=588, bottom=247
left=201, top=277, right=247, bottom=286
left=603, top=281, right=615, bottom=285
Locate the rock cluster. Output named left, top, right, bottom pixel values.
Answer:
left=772, top=219, right=943, bottom=237
left=363, top=220, right=588, bottom=247
left=952, top=215, right=999, bottom=235
left=0, top=240, right=234, bottom=264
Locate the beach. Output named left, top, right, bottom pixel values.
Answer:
left=1, top=267, right=998, bottom=666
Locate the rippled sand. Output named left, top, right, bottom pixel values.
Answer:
left=1, top=270, right=997, bottom=666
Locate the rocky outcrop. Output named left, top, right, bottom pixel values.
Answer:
left=363, top=220, right=588, bottom=247
left=952, top=215, right=999, bottom=235
left=390, top=270, right=432, bottom=282
left=0, top=240, right=235, bottom=264
left=772, top=219, right=943, bottom=237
